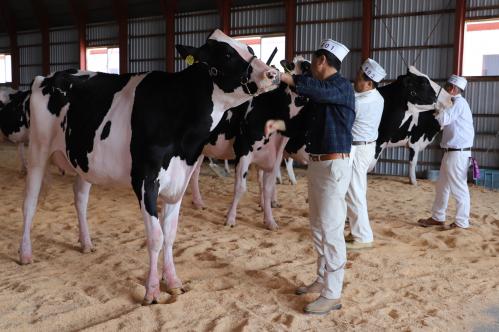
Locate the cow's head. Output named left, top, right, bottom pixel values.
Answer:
left=402, top=67, right=453, bottom=111
left=176, top=30, right=278, bottom=104
left=280, top=56, right=311, bottom=76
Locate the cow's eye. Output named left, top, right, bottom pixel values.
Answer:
left=225, top=53, right=231, bottom=59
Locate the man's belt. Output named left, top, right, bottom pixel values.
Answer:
left=352, top=141, right=375, bottom=146
left=443, top=147, right=471, bottom=152
left=309, top=153, right=350, bottom=162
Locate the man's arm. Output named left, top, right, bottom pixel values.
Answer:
left=280, top=73, right=352, bottom=106
left=434, top=99, right=463, bottom=126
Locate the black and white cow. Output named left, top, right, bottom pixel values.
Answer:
left=189, top=58, right=310, bottom=230
left=369, top=66, right=453, bottom=184
left=0, top=87, right=31, bottom=174
left=19, top=30, right=278, bottom=305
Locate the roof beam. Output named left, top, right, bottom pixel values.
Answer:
left=285, top=0, right=296, bottom=61
left=69, top=0, right=87, bottom=70
left=160, top=0, right=176, bottom=72
left=112, top=0, right=128, bottom=74
left=30, top=0, right=50, bottom=75
left=0, top=0, right=20, bottom=89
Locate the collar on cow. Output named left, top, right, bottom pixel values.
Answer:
left=201, top=55, right=258, bottom=96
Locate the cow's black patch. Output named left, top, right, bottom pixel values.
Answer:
left=375, top=72, right=441, bottom=161
left=101, top=121, right=111, bottom=140
left=0, top=90, right=30, bottom=138
left=130, top=66, right=216, bottom=217
left=41, top=72, right=132, bottom=172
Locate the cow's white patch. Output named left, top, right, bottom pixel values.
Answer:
left=210, top=84, right=251, bottom=131
left=85, top=74, right=147, bottom=184
left=0, top=87, right=15, bottom=104
left=158, top=157, right=194, bottom=203
left=400, top=102, right=436, bottom=131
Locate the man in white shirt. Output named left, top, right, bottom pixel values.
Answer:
left=345, top=58, right=386, bottom=250
left=418, top=75, right=474, bottom=229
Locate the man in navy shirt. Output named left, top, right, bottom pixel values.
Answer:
left=277, top=39, right=355, bottom=315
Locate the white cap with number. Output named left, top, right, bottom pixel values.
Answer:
left=361, top=58, right=387, bottom=83
left=319, top=39, right=349, bottom=62
left=447, top=74, right=467, bottom=90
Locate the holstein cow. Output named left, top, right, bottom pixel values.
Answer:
left=189, top=58, right=310, bottom=230
left=369, top=66, right=453, bottom=184
left=0, top=87, right=31, bottom=174
left=20, top=30, right=278, bottom=305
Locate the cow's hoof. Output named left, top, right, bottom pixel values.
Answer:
left=19, top=254, right=33, bottom=265
left=265, top=222, right=279, bottom=231
left=225, top=219, right=236, bottom=228
left=166, top=287, right=185, bottom=296
left=81, top=245, right=96, bottom=254
left=141, top=296, right=159, bottom=306
left=271, top=201, right=281, bottom=208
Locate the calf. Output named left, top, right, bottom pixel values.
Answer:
left=0, top=87, right=30, bottom=174
left=20, top=30, right=278, bottom=305
left=189, top=58, right=310, bottom=230
left=369, top=66, right=453, bottom=184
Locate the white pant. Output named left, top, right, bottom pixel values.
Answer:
left=307, top=158, right=351, bottom=300
left=432, top=151, right=471, bottom=228
left=345, top=144, right=375, bottom=243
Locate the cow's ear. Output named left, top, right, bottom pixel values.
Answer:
left=175, top=45, right=198, bottom=64
left=300, top=61, right=311, bottom=73
left=280, top=60, right=294, bottom=73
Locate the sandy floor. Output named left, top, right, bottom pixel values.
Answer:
left=0, top=142, right=498, bottom=331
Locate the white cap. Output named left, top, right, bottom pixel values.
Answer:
left=447, top=74, right=467, bottom=90
left=319, top=39, right=349, bottom=62
left=361, top=58, right=386, bottom=83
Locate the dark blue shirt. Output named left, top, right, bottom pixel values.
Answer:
left=293, top=72, right=355, bottom=154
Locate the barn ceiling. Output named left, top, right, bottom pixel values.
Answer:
left=0, top=0, right=277, bottom=34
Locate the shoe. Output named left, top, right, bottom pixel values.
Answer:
left=346, top=241, right=373, bottom=250
left=303, top=296, right=342, bottom=315
left=344, top=233, right=354, bottom=243
left=439, top=222, right=469, bottom=231
left=295, top=280, right=323, bottom=295
left=417, top=217, right=444, bottom=227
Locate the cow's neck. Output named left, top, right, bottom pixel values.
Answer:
left=379, top=80, right=406, bottom=111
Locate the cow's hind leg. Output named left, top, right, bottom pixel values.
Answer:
left=19, top=146, right=50, bottom=264
left=18, top=143, right=28, bottom=175
left=226, top=155, right=251, bottom=227
left=189, top=155, right=205, bottom=209
left=139, top=182, right=164, bottom=305
left=160, top=201, right=184, bottom=295
left=285, top=158, right=297, bottom=185
left=262, top=170, right=279, bottom=230
left=408, top=147, right=418, bottom=185
left=73, top=175, right=94, bottom=253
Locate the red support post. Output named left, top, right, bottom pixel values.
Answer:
left=362, top=0, right=373, bottom=61
left=113, top=0, right=128, bottom=74
left=30, top=0, right=50, bottom=75
left=217, top=0, right=231, bottom=35
left=161, top=0, right=176, bottom=72
left=70, top=0, right=87, bottom=70
left=0, top=2, right=20, bottom=89
left=453, top=0, right=466, bottom=75
left=285, top=0, right=296, bottom=61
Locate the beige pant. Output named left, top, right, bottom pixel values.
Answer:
left=346, top=144, right=376, bottom=243
left=432, top=151, right=471, bottom=228
left=307, top=158, right=351, bottom=299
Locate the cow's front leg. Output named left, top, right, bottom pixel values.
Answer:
left=262, top=170, right=279, bottom=230
left=139, top=182, right=164, bottom=305
left=226, top=155, right=251, bottom=227
left=73, top=175, right=94, bottom=253
left=189, top=156, right=205, bottom=209
left=160, top=201, right=184, bottom=295
left=408, top=147, right=419, bottom=185
left=18, top=143, right=27, bottom=175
